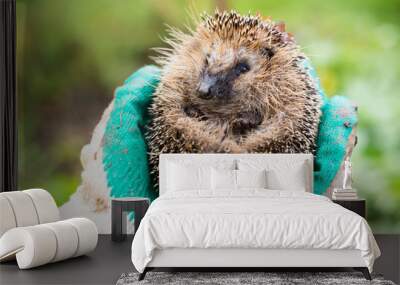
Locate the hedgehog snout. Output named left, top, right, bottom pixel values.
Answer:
left=197, top=72, right=233, bottom=100
left=197, top=73, right=216, bottom=100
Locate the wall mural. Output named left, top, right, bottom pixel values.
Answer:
left=60, top=11, right=358, bottom=233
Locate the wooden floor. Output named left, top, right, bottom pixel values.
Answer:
left=0, top=235, right=133, bottom=285
left=0, top=235, right=399, bottom=285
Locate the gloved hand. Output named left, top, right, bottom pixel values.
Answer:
left=302, top=59, right=358, bottom=195
left=70, top=65, right=161, bottom=214
left=103, top=65, right=161, bottom=201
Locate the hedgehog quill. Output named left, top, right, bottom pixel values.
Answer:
left=147, top=11, right=322, bottom=182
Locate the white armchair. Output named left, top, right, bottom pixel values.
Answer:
left=0, top=189, right=98, bottom=269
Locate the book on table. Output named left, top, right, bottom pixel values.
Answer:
left=332, top=188, right=358, bottom=200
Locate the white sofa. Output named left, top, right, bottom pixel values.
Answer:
left=0, top=189, right=98, bottom=269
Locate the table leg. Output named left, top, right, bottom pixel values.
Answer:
left=112, top=201, right=123, bottom=242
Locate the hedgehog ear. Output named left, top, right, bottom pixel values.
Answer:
left=274, top=21, right=295, bottom=43
left=274, top=21, right=286, bottom=32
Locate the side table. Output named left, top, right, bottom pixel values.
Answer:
left=332, top=199, right=366, bottom=218
left=111, top=197, right=150, bottom=242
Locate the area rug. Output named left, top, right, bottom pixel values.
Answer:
left=116, top=272, right=395, bottom=285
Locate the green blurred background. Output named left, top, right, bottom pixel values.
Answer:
left=16, top=0, right=400, bottom=233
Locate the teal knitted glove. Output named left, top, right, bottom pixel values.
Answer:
left=102, top=65, right=161, bottom=201
left=313, top=96, right=358, bottom=194
left=302, top=59, right=358, bottom=195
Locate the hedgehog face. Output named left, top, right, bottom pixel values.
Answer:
left=189, top=42, right=274, bottom=134
left=197, top=45, right=260, bottom=102
left=150, top=11, right=321, bottom=154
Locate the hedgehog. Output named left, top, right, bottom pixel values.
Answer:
left=146, top=11, right=322, bottom=184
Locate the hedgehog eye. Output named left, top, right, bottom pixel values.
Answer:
left=262, top=47, right=275, bottom=59
left=234, top=62, right=250, bottom=75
